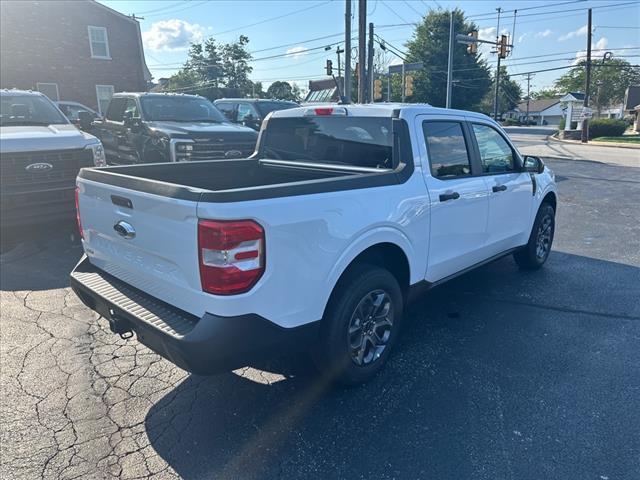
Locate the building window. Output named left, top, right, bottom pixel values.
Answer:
left=96, top=85, right=115, bottom=115
left=36, top=83, right=59, bottom=101
left=88, top=26, right=110, bottom=59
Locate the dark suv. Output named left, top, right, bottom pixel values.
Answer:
left=214, top=98, right=298, bottom=130
left=90, top=93, right=258, bottom=165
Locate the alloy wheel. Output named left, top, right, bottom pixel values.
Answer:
left=347, top=290, right=394, bottom=366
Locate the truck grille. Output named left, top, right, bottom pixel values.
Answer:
left=175, top=141, right=255, bottom=162
left=0, top=148, right=94, bottom=189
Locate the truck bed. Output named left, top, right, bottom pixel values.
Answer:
left=78, top=157, right=410, bottom=203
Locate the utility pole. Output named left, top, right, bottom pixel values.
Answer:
left=367, top=22, right=374, bottom=103
left=525, top=73, right=534, bottom=123
left=344, top=0, right=352, bottom=103
left=401, top=63, right=406, bottom=103
left=581, top=8, right=592, bottom=143
left=492, top=7, right=502, bottom=121
left=358, top=0, right=367, bottom=103
left=446, top=11, right=454, bottom=108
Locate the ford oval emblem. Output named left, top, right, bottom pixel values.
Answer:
left=113, top=221, right=136, bottom=239
left=224, top=150, right=243, bottom=158
left=25, top=162, right=53, bottom=172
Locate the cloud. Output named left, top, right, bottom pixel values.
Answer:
left=559, top=25, right=588, bottom=41
left=573, top=37, right=608, bottom=64
left=518, top=32, right=529, bottom=43
left=142, top=19, right=204, bottom=51
left=286, top=46, right=309, bottom=58
left=535, top=29, right=552, bottom=38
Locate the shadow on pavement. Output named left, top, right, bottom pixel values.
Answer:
left=145, top=252, right=640, bottom=480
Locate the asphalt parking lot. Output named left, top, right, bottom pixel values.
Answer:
left=1, top=157, right=639, bottom=480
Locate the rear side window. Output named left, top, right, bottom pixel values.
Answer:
left=105, top=97, right=126, bottom=122
left=471, top=123, right=516, bottom=173
left=422, top=121, right=471, bottom=178
left=216, top=102, right=235, bottom=121
left=262, top=117, right=394, bottom=169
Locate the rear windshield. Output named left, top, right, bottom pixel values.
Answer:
left=262, top=117, right=394, bottom=169
left=0, top=95, right=68, bottom=127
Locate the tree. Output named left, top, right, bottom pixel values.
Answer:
left=221, top=35, right=253, bottom=96
left=265, top=81, right=303, bottom=101
left=403, top=9, right=492, bottom=110
left=532, top=88, right=560, bottom=99
left=479, top=66, right=522, bottom=115
left=554, top=59, right=640, bottom=114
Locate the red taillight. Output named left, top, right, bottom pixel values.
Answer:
left=75, top=186, right=84, bottom=239
left=198, top=220, right=265, bottom=295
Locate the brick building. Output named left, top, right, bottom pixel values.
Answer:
left=0, top=0, right=151, bottom=115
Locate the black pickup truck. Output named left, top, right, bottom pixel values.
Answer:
left=89, top=93, right=258, bottom=165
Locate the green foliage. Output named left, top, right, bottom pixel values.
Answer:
left=166, top=36, right=254, bottom=99
left=558, top=117, right=578, bottom=131
left=533, top=88, right=560, bottom=99
left=503, top=118, right=521, bottom=126
left=554, top=59, right=640, bottom=113
left=588, top=118, right=627, bottom=138
left=265, top=81, right=302, bottom=101
left=402, top=9, right=492, bottom=110
left=479, top=66, right=522, bottom=115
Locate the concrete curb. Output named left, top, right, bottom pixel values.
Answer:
left=550, top=134, right=640, bottom=150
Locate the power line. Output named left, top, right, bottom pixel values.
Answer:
left=380, top=0, right=413, bottom=25
left=139, top=0, right=209, bottom=19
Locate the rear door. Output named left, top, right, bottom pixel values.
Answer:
left=468, top=121, right=533, bottom=254
left=418, top=117, right=492, bottom=282
left=78, top=179, right=206, bottom=316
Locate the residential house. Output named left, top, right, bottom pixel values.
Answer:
left=0, top=0, right=151, bottom=115
left=508, top=98, right=563, bottom=126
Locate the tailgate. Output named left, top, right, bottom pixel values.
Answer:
left=77, top=177, right=207, bottom=316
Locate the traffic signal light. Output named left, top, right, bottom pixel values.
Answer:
left=326, top=59, right=333, bottom=76
left=373, top=79, right=383, bottom=101
left=404, top=75, right=414, bottom=97
left=467, top=30, right=478, bottom=54
left=499, top=34, right=508, bottom=59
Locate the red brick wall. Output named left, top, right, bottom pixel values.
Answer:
left=0, top=0, right=147, bottom=112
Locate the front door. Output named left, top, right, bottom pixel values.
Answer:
left=419, top=117, right=491, bottom=282
left=468, top=121, right=533, bottom=254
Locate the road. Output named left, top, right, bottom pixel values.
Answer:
left=1, top=153, right=640, bottom=479
left=506, top=126, right=640, bottom=168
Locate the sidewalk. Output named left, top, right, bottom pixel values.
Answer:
left=550, top=134, right=640, bottom=150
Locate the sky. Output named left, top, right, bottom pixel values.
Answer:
left=99, top=0, right=640, bottom=95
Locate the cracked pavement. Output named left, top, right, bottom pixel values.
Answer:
left=1, top=156, right=639, bottom=479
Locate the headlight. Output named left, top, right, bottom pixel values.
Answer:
left=87, top=142, right=107, bottom=167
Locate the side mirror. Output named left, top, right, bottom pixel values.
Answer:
left=77, top=111, right=93, bottom=131
left=524, top=155, right=545, bottom=174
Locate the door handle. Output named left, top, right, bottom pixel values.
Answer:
left=439, top=192, right=460, bottom=202
left=492, top=185, right=507, bottom=193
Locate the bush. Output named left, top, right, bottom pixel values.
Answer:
left=559, top=118, right=578, bottom=130
left=503, top=118, right=521, bottom=126
left=588, top=118, right=627, bottom=138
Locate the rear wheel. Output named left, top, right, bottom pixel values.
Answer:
left=313, top=264, right=403, bottom=386
left=514, top=202, right=555, bottom=269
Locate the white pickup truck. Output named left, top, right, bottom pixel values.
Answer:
left=71, top=104, right=557, bottom=384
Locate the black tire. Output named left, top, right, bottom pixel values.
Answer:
left=312, top=264, right=403, bottom=386
left=514, top=202, right=555, bottom=270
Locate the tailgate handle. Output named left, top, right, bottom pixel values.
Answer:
left=111, top=195, right=133, bottom=209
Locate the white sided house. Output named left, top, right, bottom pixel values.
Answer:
left=509, top=98, right=563, bottom=126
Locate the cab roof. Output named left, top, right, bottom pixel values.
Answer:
left=0, top=88, right=47, bottom=97
left=270, top=103, right=494, bottom=122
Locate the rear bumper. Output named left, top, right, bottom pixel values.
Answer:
left=70, top=256, right=320, bottom=374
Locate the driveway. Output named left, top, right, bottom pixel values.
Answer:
left=1, top=158, right=639, bottom=479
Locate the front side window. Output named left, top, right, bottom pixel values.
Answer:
left=88, top=26, right=110, bottom=59
left=422, top=121, right=472, bottom=179
left=123, top=99, right=139, bottom=119
left=262, top=117, right=394, bottom=169
left=0, top=95, right=68, bottom=126
left=140, top=96, right=227, bottom=123
left=96, top=85, right=114, bottom=116
left=215, top=102, right=236, bottom=121
left=472, top=124, right=516, bottom=174
left=105, top=97, right=126, bottom=122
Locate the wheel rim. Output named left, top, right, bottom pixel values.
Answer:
left=347, top=290, right=394, bottom=366
left=535, top=214, right=553, bottom=260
